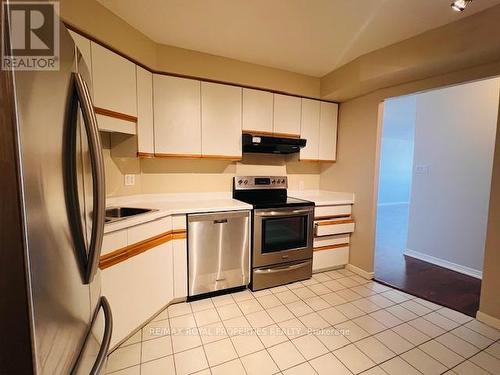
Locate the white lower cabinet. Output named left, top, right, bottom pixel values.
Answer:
left=312, top=204, right=354, bottom=272
left=173, top=238, right=188, bottom=299
left=101, top=214, right=187, bottom=348
left=102, top=241, right=173, bottom=348
left=313, top=246, right=349, bottom=272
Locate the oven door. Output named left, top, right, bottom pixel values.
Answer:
left=253, top=206, right=314, bottom=267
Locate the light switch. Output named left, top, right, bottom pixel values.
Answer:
left=414, top=165, right=430, bottom=175
left=124, top=174, right=135, bottom=186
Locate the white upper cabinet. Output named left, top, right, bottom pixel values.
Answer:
left=201, top=82, right=242, bottom=158
left=273, top=94, right=301, bottom=136
left=91, top=42, right=137, bottom=116
left=153, top=75, right=201, bottom=156
left=319, top=102, right=339, bottom=161
left=242, top=88, right=273, bottom=134
left=300, top=99, right=321, bottom=160
left=91, top=42, right=137, bottom=134
left=136, top=66, right=154, bottom=155
left=68, top=31, right=92, bottom=74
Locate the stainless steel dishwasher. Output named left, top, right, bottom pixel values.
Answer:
left=188, top=210, right=250, bottom=298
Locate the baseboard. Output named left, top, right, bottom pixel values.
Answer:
left=313, top=265, right=345, bottom=274
left=346, top=264, right=374, bottom=280
left=377, top=201, right=409, bottom=207
left=476, top=311, right=500, bottom=330
left=404, top=249, right=483, bottom=279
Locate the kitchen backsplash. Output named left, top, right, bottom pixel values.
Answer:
left=102, top=133, right=321, bottom=197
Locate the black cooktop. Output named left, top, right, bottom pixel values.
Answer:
left=233, top=188, right=314, bottom=209
left=239, top=195, right=313, bottom=209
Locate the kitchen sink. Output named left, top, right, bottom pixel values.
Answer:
left=105, top=207, right=158, bottom=224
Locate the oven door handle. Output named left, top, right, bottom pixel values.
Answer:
left=256, top=208, right=313, bottom=217
left=254, top=261, right=310, bottom=274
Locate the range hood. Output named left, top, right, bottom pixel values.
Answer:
left=242, top=133, right=306, bottom=154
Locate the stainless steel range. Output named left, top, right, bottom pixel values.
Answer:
left=233, top=176, right=314, bottom=290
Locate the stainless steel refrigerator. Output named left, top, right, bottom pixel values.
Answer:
left=1, top=18, right=112, bottom=375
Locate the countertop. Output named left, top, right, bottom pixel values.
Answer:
left=104, top=190, right=354, bottom=233
left=104, top=192, right=252, bottom=233
left=288, top=190, right=355, bottom=206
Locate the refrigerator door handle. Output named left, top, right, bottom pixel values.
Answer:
left=73, top=72, right=106, bottom=284
left=89, top=297, right=113, bottom=375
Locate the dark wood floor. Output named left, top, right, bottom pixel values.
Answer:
left=375, top=204, right=481, bottom=317
left=375, top=252, right=481, bottom=317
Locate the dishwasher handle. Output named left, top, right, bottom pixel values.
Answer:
left=188, top=210, right=250, bottom=224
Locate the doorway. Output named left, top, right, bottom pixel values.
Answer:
left=374, top=78, right=500, bottom=316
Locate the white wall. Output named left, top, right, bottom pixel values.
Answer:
left=378, top=96, right=417, bottom=205
left=406, top=78, right=500, bottom=277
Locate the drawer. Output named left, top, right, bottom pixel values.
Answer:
left=315, top=205, right=352, bottom=219
left=172, top=214, right=187, bottom=231
left=102, top=230, right=127, bottom=255
left=315, top=219, right=355, bottom=237
left=314, top=234, right=350, bottom=249
left=127, top=216, right=172, bottom=244
left=313, top=246, right=349, bottom=272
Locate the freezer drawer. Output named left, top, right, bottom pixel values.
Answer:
left=252, top=259, right=313, bottom=291
left=188, top=210, right=250, bottom=297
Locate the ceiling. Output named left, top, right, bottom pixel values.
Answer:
left=96, top=0, right=500, bottom=77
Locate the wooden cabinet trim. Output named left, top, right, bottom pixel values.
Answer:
left=272, top=132, right=301, bottom=139
left=154, top=153, right=241, bottom=161
left=155, top=153, right=202, bottom=159
left=94, top=106, right=137, bottom=123
left=137, top=152, right=155, bottom=158
left=242, top=130, right=274, bottom=137
left=99, top=229, right=187, bottom=269
left=313, top=243, right=350, bottom=252
left=316, top=219, right=355, bottom=226
left=314, top=214, right=351, bottom=221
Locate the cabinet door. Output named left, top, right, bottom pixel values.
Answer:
left=136, top=66, right=154, bottom=155
left=201, top=82, right=242, bottom=158
left=153, top=75, right=202, bottom=156
left=68, top=31, right=92, bottom=74
left=101, top=242, right=173, bottom=348
left=273, top=94, right=301, bottom=137
left=173, top=238, right=188, bottom=299
left=319, top=102, right=338, bottom=161
left=91, top=42, right=137, bottom=116
left=242, top=88, right=273, bottom=134
left=300, top=99, right=320, bottom=160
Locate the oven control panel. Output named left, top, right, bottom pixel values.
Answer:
left=234, top=176, right=288, bottom=189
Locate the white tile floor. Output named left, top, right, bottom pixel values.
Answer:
left=105, top=269, right=500, bottom=375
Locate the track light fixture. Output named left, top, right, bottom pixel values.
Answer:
left=451, top=0, right=473, bottom=11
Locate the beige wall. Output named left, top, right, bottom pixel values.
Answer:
left=480, top=99, right=500, bottom=322
left=103, top=136, right=321, bottom=196
left=59, top=0, right=320, bottom=98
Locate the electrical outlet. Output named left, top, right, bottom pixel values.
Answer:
left=124, top=174, right=135, bottom=186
